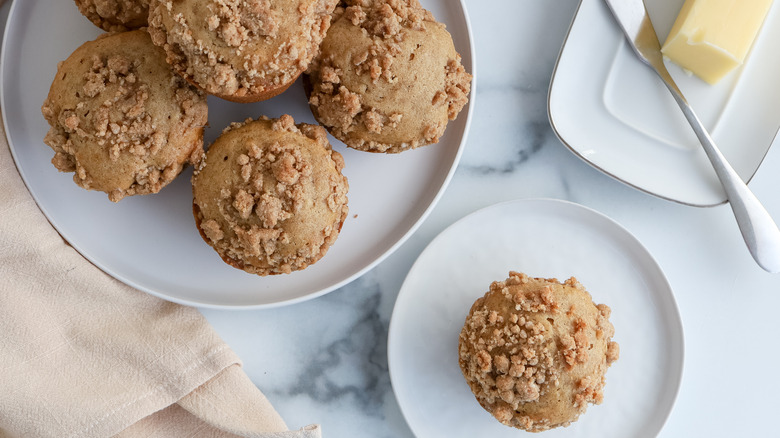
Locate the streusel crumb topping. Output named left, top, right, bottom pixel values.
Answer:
left=193, top=116, right=349, bottom=276
left=41, top=31, right=207, bottom=202
left=75, top=0, right=150, bottom=31
left=458, top=272, right=619, bottom=432
left=305, top=0, right=471, bottom=153
left=148, top=0, right=338, bottom=100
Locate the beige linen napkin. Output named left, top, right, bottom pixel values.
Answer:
left=0, top=113, right=320, bottom=437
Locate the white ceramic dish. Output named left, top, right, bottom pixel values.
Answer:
left=1, top=0, right=475, bottom=308
left=388, top=199, right=683, bottom=437
left=549, top=0, right=780, bottom=207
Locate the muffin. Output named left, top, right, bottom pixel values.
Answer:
left=304, top=0, right=472, bottom=153
left=74, top=0, right=150, bottom=32
left=458, top=272, right=619, bottom=432
left=192, top=115, right=349, bottom=275
left=41, top=30, right=208, bottom=202
left=147, top=0, right=338, bottom=103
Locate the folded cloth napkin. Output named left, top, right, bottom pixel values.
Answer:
left=0, top=110, right=320, bottom=437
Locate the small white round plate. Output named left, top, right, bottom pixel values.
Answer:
left=1, top=0, right=474, bottom=308
left=388, top=199, right=683, bottom=437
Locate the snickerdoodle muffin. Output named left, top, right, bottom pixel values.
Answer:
left=458, top=272, right=619, bottom=432
left=192, top=115, right=349, bottom=276
left=41, top=30, right=208, bottom=202
left=304, top=0, right=472, bottom=153
left=74, top=0, right=150, bottom=32
left=147, top=0, right=338, bottom=103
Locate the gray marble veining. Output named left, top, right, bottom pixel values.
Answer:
left=283, top=282, right=389, bottom=415
left=204, top=0, right=780, bottom=436
left=204, top=271, right=407, bottom=436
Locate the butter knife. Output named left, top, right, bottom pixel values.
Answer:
left=603, top=0, right=780, bottom=273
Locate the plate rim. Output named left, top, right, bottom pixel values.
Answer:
left=387, top=197, right=685, bottom=437
left=546, top=0, right=775, bottom=208
left=0, top=0, right=477, bottom=310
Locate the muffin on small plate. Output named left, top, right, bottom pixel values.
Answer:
left=458, top=272, right=619, bottom=432
left=41, top=30, right=208, bottom=202
left=148, top=0, right=338, bottom=103
left=304, top=0, right=472, bottom=153
left=74, top=0, right=150, bottom=32
left=192, top=115, right=349, bottom=276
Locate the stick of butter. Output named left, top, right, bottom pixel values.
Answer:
left=661, top=0, right=774, bottom=84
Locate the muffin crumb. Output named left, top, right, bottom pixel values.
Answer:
left=74, top=0, right=150, bottom=32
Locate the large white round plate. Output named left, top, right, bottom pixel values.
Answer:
left=1, top=0, right=475, bottom=308
left=388, top=199, right=683, bottom=437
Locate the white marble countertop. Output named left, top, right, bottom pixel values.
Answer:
left=7, top=0, right=780, bottom=436
left=201, top=1, right=780, bottom=437
left=202, top=1, right=780, bottom=437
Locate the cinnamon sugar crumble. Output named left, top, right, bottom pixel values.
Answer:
left=75, top=0, right=150, bottom=32
left=306, top=0, right=471, bottom=153
left=458, top=272, right=619, bottom=432
left=201, top=219, right=225, bottom=242
left=148, top=0, right=338, bottom=100
left=308, top=84, right=362, bottom=132
left=41, top=32, right=207, bottom=202
left=444, top=58, right=471, bottom=119
left=193, top=117, right=348, bottom=276
left=211, top=0, right=278, bottom=48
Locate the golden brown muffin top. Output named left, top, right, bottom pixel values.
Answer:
left=192, top=115, right=349, bottom=276
left=74, top=0, right=150, bottom=32
left=148, top=0, right=338, bottom=101
left=41, top=30, right=208, bottom=202
left=305, top=0, right=471, bottom=153
left=458, top=272, right=619, bottom=432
